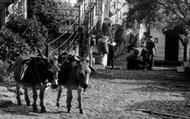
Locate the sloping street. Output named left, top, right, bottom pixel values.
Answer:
left=0, top=68, right=189, bottom=119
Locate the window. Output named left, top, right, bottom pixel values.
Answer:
left=96, top=0, right=102, bottom=16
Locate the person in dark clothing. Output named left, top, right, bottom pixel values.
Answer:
left=108, top=40, right=116, bottom=68
left=145, top=37, right=158, bottom=70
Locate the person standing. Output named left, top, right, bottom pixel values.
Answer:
left=108, top=40, right=116, bottom=69
left=145, top=36, right=158, bottom=70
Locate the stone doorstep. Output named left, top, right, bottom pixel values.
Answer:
left=94, top=64, right=105, bottom=70
left=94, top=65, right=178, bottom=71
left=183, top=62, right=190, bottom=72
left=153, top=66, right=176, bottom=71
left=176, top=62, right=190, bottom=73
left=177, top=66, right=185, bottom=73
left=184, top=62, right=190, bottom=68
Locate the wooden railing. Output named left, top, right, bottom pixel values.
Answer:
left=47, top=3, right=96, bottom=57
left=47, top=17, right=83, bottom=56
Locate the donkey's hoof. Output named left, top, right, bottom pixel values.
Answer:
left=33, top=106, right=38, bottom=113
left=26, top=102, right=30, bottom=106
left=17, top=101, right=22, bottom=105
left=40, top=107, right=46, bottom=113
left=79, top=109, right=84, bottom=114
left=56, top=102, right=60, bottom=107
left=67, top=108, right=71, bottom=113
left=33, top=108, right=38, bottom=113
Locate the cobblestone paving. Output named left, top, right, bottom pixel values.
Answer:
left=0, top=68, right=190, bottom=119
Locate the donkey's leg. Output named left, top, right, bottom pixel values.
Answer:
left=77, top=88, right=83, bottom=114
left=16, top=83, right=21, bottom=105
left=24, top=87, right=30, bottom=106
left=56, top=85, right=62, bottom=107
left=66, top=88, right=73, bottom=113
left=32, top=87, right=38, bottom=112
left=39, top=86, right=46, bottom=113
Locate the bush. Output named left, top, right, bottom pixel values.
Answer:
left=0, top=27, right=28, bottom=61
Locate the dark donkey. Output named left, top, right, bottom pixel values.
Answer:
left=56, top=53, right=91, bottom=114
left=9, top=55, right=57, bottom=113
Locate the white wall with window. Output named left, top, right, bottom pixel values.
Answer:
left=6, top=0, right=27, bottom=22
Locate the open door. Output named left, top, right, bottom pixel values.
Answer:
left=165, top=31, right=179, bottom=61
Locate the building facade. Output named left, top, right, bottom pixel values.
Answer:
left=0, top=0, right=14, bottom=28
left=77, top=0, right=102, bottom=33
left=105, top=0, right=127, bottom=25
left=6, top=0, right=27, bottom=20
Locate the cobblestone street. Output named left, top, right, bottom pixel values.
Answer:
left=0, top=67, right=189, bottom=119
left=1, top=0, right=190, bottom=118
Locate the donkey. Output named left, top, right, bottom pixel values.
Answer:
left=9, top=55, right=58, bottom=113
left=56, top=53, right=91, bottom=114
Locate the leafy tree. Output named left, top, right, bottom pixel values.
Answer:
left=0, top=0, right=74, bottom=60
left=6, top=15, right=47, bottom=47
left=125, top=0, right=190, bottom=61
left=27, top=0, right=61, bottom=41
left=125, top=0, right=190, bottom=32
left=0, top=27, right=28, bottom=61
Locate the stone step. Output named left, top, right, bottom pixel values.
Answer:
left=94, top=65, right=105, bottom=70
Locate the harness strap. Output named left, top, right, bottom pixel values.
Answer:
left=20, top=64, right=28, bottom=80
left=20, top=59, right=31, bottom=80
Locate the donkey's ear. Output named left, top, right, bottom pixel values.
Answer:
left=74, top=55, right=80, bottom=61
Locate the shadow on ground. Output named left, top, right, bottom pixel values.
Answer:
left=125, top=100, right=190, bottom=119
left=91, top=68, right=190, bottom=118
left=0, top=104, right=39, bottom=116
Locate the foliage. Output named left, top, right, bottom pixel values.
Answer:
left=28, top=0, right=75, bottom=40
left=125, top=0, right=190, bottom=32
left=0, top=27, right=29, bottom=61
left=28, top=0, right=61, bottom=41
left=124, top=0, right=190, bottom=61
left=125, top=0, right=159, bottom=28
left=6, top=0, right=74, bottom=45
left=0, top=0, right=74, bottom=61
left=6, top=15, right=47, bottom=47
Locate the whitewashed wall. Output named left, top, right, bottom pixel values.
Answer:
left=150, top=28, right=184, bottom=61
left=150, top=28, right=165, bottom=61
